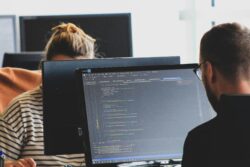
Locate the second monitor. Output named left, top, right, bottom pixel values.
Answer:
left=42, top=56, right=180, bottom=155
left=20, top=13, right=133, bottom=58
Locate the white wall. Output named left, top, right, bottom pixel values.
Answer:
left=0, top=0, right=198, bottom=64
left=0, top=16, right=16, bottom=66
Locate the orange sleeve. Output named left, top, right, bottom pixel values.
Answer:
left=0, top=67, right=41, bottom=112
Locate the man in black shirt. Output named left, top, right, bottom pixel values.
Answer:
left=182, top=23, right=250, bottom=167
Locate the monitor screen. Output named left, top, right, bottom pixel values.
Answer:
left=77, top=64, right=215, bottom=167
left=42, top=56, right=180, bottom=155
left=20, top=13, right=133, bottom=58
left=2, top=52, right=43, bottom=70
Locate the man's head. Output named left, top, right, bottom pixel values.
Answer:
left=44, top=22, right=96, bottom=61
left=199, top=23, right=250, bottom=111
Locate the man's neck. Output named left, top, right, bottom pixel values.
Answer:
left=219, top=80, right=250, bottom=96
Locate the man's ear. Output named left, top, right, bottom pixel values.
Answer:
left=205, top=61, right=216, bottom=84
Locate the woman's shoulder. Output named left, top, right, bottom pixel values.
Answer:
left=2, top=87, right=43, bottom=117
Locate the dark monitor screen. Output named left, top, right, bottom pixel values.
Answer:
left=42, top=56, right=180, bottom=155
left=77, top=64, right=215, bottom=167
left=2, top=52, right=43, bottom=70
left=20, top=13, right=133, bottom=58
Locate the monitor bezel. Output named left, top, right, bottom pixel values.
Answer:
left=77, top=63, right=198, bottom=167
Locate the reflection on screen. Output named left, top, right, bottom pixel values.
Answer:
left=81, top=68, right=215, bottom=164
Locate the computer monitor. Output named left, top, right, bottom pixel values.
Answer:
left=42, top=56, right=180, bottom=155
left=76, top=64, right=215, bottom=167
left=20, top=13, right=133, bottom=58
left=2, top=52, right=43, bottom=70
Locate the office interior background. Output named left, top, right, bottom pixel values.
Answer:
left=0, top=0, right=250, bottom=65
left=2, top=1, right=250, bottom=166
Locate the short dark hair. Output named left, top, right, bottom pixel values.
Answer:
left=200, top=22, right=250, bottom=80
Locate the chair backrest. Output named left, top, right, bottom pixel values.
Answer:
left=2, top=52, right=43, bottom=70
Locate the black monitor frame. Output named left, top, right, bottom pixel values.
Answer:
left=2, top=52, right=43, bottom=70
left=20, top=13, right=133, bottom=58
left=42, top=56, right=180, bottom=155
left=76, top=63, right=214, bottom=167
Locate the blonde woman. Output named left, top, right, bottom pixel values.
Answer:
left=1, top=23, right=95, bottom=167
